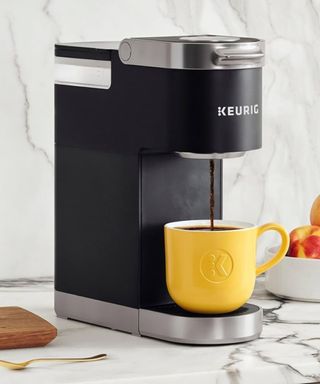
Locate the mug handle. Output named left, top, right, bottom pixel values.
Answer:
left=256, top=223, right=289, bottom=276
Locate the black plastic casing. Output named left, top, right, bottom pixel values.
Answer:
left=55, top=44, right=261, bottom=309
left=55, top=46, right=262, bottom=155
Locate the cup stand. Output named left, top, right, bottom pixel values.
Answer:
left=139, top=303, right=262, bottom=345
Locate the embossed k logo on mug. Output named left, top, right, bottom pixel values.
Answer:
left=200, top=250, right=233, bottom=283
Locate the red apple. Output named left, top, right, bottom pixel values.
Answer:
left=311, top=195, right=320, bottom=226
left=289, top=225, right=320, bottom=259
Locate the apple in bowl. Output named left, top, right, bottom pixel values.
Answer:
left=289, top=225, right=320, bottom=259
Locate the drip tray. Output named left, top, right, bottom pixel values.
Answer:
left=139, top=303, right=262, bottom=345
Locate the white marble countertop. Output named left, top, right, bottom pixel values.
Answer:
left=1, top=279, right=320, bottom=384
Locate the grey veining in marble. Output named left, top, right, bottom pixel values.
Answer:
left=0, top=277, right=53, bottom=288
left=1, top=278, right=320, bottom=384
left=0, top=0, right=320, bottom=278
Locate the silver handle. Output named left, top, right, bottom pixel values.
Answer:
left=214, top=51, right=264, bottom=66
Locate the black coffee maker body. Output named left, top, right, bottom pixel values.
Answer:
left=55, top=35, right=264, bottom=344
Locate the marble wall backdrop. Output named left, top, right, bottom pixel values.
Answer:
left=0, top=0, right=319, bottom=278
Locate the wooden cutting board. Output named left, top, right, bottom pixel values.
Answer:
left=0, top=306, right=57, bottom=349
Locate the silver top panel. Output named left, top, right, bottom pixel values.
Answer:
left=58, top=41, right=120, bottom=50
left=119, top=35, right=265, bottom=70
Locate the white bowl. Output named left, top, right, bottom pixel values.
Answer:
left=265, top=246, right=320, bottom=302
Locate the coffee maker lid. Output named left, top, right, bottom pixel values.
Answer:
left=119, top=35, right=265, bottom=70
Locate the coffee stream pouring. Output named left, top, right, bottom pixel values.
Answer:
left=209, top=160, right=215, bottom=230
left=55, top=35, right=266, bottom=344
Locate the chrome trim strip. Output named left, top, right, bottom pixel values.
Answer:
left=55, top=57, right=111, bottom=89
left=176, top=151, right=245, bottom=159
left=54, top=290, right=139, bottom=335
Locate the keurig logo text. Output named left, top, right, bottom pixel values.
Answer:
left=217, top=104, right=259, bottom=117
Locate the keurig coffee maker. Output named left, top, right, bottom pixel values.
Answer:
left=55, top=35, right=265, bottom=344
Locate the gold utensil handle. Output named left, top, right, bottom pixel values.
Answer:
left=28, top=354, right=107, bottom=364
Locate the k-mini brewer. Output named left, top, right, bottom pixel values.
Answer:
left=55, top=35, right=265, bottom=344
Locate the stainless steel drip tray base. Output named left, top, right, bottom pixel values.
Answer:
left=55, top=291, right=262, bottom=345
left=139, top=303, right=263, bottom=345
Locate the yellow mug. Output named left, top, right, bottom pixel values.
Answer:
left=164, top=219, right=289, bottom=314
